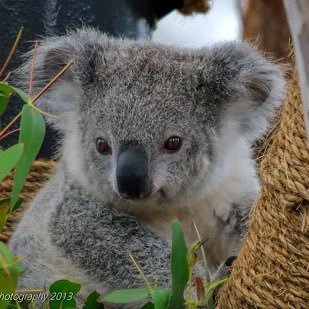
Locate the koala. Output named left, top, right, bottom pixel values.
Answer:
left=9, top=28, right=285, bottom=305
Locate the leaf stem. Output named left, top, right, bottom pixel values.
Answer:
left=1, top=255, right=28, bottom=269
left=28, top=103, right=58, bottom=118
left=0, top=26, right=24, bottom=79
left=128, top=252, right=153, bottom=292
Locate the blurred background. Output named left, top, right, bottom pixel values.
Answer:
left=153, top=0, right=241, bottom=47
left=0, top=0, right=292, bottom=158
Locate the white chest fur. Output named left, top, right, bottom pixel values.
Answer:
left=126, top=136, right=259, bottom=267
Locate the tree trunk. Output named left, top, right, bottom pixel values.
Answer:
left=240, top=0, right=291, bottom=61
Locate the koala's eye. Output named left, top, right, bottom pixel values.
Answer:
left=164, top=136, right=182, bottom=152
left=96, top=138, right=111, bottom=154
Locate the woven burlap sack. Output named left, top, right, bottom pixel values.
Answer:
left=0, top=160, right=55, bottom=243
left=217, top=73, right=309, bottom=308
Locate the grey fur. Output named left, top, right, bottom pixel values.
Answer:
left=10, top=28, right=285, bottom=305
left=50, top=179, right=171, bottom=290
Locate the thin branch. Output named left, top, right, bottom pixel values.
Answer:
left=0, top=112, right=21, bottom=139
left=29, top=41, right=40, bottom=97
left=31, top=60, right=74, bottom=106
left=2, top=72, right=11, bottom=82
left=0, top=26, right=24, bottom=79
left=0, top=61, right=74, bottom=137
left=0, top=128, right=20, bottom=141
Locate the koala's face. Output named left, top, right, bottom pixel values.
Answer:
left=30, top=29, right=284, bottom=205
left=78, top=50, right=214, bottom=203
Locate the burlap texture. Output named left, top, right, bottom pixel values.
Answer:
left=0, top=160, right=55, bottom=243
left=216, top=73, right=309, bottom=308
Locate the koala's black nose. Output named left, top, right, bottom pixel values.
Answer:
left=116, top=147, right=149, bottom=199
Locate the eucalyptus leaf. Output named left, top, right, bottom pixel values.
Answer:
left=0, top=197, right=11, bottom=206
left=205, top=278, right=227, bottom=297
left=7, top=300, right=19, bottom=309
left=142, top=303, right=155, bottom=309
left=0, top=243, right=24, bottom=309
left=103, top=288, right=149, bottom=304
left=0, top=143, right=24, bottom=183
left=0, top=89, right=10, bottom=116
left=0, top=197, right=24, bottom=216
left=151, top=289, right=170, bottom=309
left=10, top=197, right=25, bottom=212
left=0, top=82, right=30, bottom=104
left=49, top=279, right=81, bottom=309
left=167, top=220, right=189, bottom=309
left=11, top=104, right=45, bottom=209
left=0, top=199, right=10, bottom=231
left=0, top=197, right=23, bottom=236
left=83, top=291, right=104, bottom=309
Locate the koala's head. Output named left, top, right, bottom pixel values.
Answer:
left=23, top=28, right=285, bottom=205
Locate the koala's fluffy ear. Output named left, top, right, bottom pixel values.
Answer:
left=16, top=28, right=106, bottom=131
left=202, top=42, right=286, bottom=141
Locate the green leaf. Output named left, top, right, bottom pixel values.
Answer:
left=11, top=104, right=45, bottom=209
left=0, top=89, right=10, bottom=116
left=103, top=288, right=149, bottom=304
left=83, top=291, right=104, bottom=309
left=151, top=289, right=170, bottom=309
left=0, top=83, right=9, bottom=91
left=10, top=197, right=24, bottom=212
left=142, top=303, right=155, bottom=309
left=0, top=83, right=30, bottom=104
left=7, top=300, right=20, bottom=309
left=205, top=278, right=228, bottom=297
left=49, top=279, right=81, bottom=309
left=0, top=83, right=10, bottom=116
left=0, top=198, right=24, bottom=231
left=167, top=220, right=189, bottom=309
left=0, top=143, right=24, bottom=183
left=0, top=243, right=24, bottom=309
left=0, top=198, right=11, bottom=207
left=0, top=199, right=10, bottom=231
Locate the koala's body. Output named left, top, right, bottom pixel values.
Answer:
left=10, top=29, right=284, bottom=303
